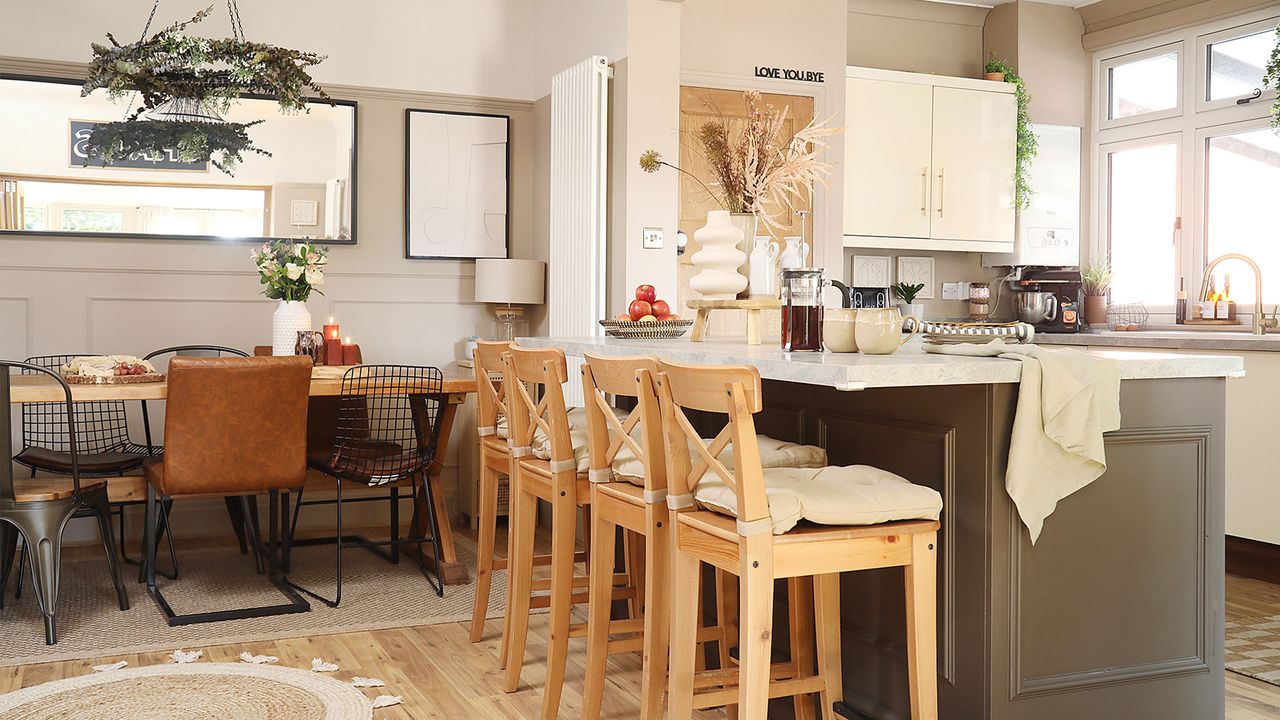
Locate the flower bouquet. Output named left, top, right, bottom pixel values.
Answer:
left=251, top=240, right=329, bottom=355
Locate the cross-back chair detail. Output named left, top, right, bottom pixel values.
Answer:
left=503, top=347, right=575, bottom=474
left=579, top=353, right=664, bottom=500
left=472, top=340, right=512, bottom=439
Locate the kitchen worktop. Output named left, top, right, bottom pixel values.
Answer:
left=519, top=336, right=1245, bottom=390
left=1033, top=328, right=1280, bottom=352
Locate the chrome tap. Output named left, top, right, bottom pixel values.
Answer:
left=1198, top=253, right=1278, bottom=335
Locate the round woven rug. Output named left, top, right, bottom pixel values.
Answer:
left=0, top=663, right=373, bottom=720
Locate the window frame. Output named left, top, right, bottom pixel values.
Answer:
left=1091, top=6, right=1280, bottom=323
left=1098, top=41, right=1185, bottom=130
left=1195, top=16, right=1280, bottom=114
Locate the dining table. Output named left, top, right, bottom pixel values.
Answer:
left=1, top=363, right=479, bottom=586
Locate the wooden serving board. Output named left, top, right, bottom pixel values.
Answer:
left=686, top=298, right=782, bottom=345
left=64, top=373, right=165, bottom=385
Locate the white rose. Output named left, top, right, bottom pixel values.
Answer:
left=296, top=244, right=309, bottom=258
left=305, top=268, right=325, bottom=286
left=285, top=263, right=304, bottom=280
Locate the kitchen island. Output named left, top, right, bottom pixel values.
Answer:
left=521, top=336, right=1245, bottom=720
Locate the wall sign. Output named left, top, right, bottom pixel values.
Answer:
left=754, top=66, right=825, bottom=83
left=70, top=120, right=207, bottom=171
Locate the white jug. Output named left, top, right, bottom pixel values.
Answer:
left=747, top=236, right=780, bottom=297
left=778, top=236, right=809, bottom=270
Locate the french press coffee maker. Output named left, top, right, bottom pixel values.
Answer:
left=780, top=268, right=850, bottom=352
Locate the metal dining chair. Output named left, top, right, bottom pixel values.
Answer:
left=287, top=364, right=449, bottom=605
left=0, top=361, right=130, bottom=644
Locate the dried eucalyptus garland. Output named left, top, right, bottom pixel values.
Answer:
left=78, top=3, right=329, bottom=175
left=82, top=119, right=269, bottom=174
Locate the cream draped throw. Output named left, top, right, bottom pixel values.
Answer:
left=924, top=340, right=1121, bottom=543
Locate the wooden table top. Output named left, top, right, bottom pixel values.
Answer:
left=6, top=365, right=477, bottom=403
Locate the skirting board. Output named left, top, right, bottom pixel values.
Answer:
left=1226, top=535, right=1280, bottom=585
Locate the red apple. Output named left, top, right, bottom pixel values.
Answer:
left=638, top=314, right=657, bottom=322
left=635, top=284, right=656, bottom=303
left=628, top=299, right=652, bottom=321
left=651, top=299, right=670, bottom=318
left=614, top=313, right=632, bottom=321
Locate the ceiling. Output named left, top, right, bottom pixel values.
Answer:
left=927, top=0, right=1097, bottom=7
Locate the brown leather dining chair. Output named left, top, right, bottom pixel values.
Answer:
left=142, top=355, right=313, bottom=626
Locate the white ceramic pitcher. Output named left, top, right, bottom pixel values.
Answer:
left=747, top=236, right=780, bottom=296
left=778, top=236, right=809, bottom=270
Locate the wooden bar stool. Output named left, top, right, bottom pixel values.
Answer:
left=658, top=360, right=943, bottom=720
left=502, top=346, right=637, bottom=719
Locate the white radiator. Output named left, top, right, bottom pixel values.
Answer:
left=549, top=56, right=610, bottom=407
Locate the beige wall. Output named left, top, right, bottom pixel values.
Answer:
left=848, top=0, right=989, bottom=77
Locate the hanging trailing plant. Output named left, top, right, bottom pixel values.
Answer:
left=82, top=119, right=269, bottom=174
left=985, top=55, right=1038, bottom=211
left=1264, top=20, right=1280, bottom=133
left=81, top=7, right=329, bottom=119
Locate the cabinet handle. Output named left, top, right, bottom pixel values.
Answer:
left=920, top=168, right=928, bottom=216
left=936, top=169, right=945, bottom=218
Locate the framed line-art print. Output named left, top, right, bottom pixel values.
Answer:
left=404, top=108, right=509, bottom=259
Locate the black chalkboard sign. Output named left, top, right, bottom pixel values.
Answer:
left=69, top=120, right=207, bottom=171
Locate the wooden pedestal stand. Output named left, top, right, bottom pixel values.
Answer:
left=687, top=298, right=781, bottom=345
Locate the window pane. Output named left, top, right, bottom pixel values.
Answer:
left=1108, top=142, right=1178, bottom=305
left=60, top=208, right=123, bottom=233
left=1205, top=128, right=1280, bottom=305
left=23, top=207, right=44, bottom=231
left=1109, top=51, right=1179, bottom=119
left=1208, top=28, right=1277, bottom=101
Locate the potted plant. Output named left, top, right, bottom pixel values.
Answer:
left=1265, top=20, right=1280, bottom=133
left=984, top=55, right=1038, bottom=211
left=251, top=240, right=329, bottom=355
left=892, top=282, right=926, bottom=321
left=1081, top=259, right=1112, bottom=327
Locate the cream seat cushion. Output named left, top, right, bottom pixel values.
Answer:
left=694, top=465, right=943, bottom=535
left=529, top=407, right=627, bottom=471
left=610, top=435, right=827, bottom=486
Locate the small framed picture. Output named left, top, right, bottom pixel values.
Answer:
left=290, top=200, right=318, bottom=226
left=896, top=256, right=936, bottom=299
left=851, top=255, right=892, bottom=288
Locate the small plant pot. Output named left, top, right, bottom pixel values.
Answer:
left=1083, top=295, right=1108, bottom=327
left=984, top=72, right=1006, bottom=82
left=896, top=302, right=925, bottom=322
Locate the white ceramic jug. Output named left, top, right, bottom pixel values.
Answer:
left=778, top=236, right=809, bottom=270
left=747, top=236, right=780, bottom=297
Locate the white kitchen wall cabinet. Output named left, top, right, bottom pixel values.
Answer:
left=844, top=66, right=1016, bottom=253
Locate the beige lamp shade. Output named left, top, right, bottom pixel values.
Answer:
left=474, top=258, right=546, bottom=305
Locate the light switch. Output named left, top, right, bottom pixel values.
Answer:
left=642, top=227, right=664, bottom=249
left=941, top=282, right=963, bottom=300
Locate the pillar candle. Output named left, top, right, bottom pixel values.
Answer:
left=323, top=315, right=340, bottom=341
left=341, top=337, right=359, bottom=365
left=325, top=337, right=343, bottom=365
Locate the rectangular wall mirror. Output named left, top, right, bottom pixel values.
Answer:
left=0, top=74, right=357, bottom=243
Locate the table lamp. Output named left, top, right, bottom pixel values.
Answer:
left=474, top=258, right=546, bottom=341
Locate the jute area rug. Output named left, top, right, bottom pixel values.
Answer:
left=0, top=537, right=502, bottom=668
left=0, top=663, right=374, bottom=720
left=1226, top=614, right=1280, bottom=685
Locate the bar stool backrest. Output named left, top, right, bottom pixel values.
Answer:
left=502, top=346, right=575, bottom=477
left=580, top=352, right=665, bottom=499
left=655, top=360, right=772, bottom=536
left=473, top=340, right=513, bottom=440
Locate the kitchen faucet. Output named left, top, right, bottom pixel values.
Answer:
left=1198, top=253, right=1279, bottom=336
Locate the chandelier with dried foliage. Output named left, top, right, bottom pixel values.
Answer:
left=79, top=2, right=330, bottom=174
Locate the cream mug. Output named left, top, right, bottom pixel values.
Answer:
left=823, top=308, right=859, bottom=353
left=854, top=307, right=918, bottom=355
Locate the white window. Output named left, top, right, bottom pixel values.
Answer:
left=1093, top=9, right=1280, bottom=320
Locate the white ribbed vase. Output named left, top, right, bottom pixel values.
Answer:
left=272, top=301, right=312, bottom=356
left=690, top=210, right=748, bottom=300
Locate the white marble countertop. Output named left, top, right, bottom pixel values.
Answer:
left=1033, top=329, right=1280, bottom=352
left=518, top=336, right=1246, bottom=390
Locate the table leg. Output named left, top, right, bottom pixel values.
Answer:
left=691, top=308, right=710, bottom=342
left=745, top=309, right=761, bottom=345
left=407, top=393, right=469, bottom=585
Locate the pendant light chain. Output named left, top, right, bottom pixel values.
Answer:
left=226, top=0, right=246, bottom=42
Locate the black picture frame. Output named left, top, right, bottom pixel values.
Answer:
left=0, top=72, right=359, bottom=245
left=403, top=107, right=510, bottom=260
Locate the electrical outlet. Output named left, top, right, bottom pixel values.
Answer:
left=642, top=227, right=663, bottom=249
left=942, top=282, right=963, bottom=300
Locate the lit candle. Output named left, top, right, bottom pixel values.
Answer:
left=323, top=315, right=341, bottom=341
left=341, top=336, right=360, bottom=365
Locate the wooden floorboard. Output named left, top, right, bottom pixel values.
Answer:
left=2, top=537, right=1278, bottom=718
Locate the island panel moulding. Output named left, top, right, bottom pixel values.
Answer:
left=405, top=108, right=509, bottom=260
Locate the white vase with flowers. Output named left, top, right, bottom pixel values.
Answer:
left=251, top=240, right=329, bottom=356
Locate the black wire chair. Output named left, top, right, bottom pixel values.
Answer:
left=287, top=364, right=448, bottom=605
left=0, top=361, right=129, bottom=644
left=10, top=353, right=176, bottom=599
